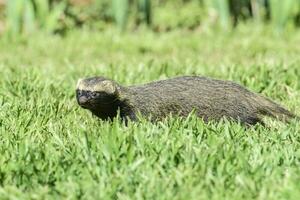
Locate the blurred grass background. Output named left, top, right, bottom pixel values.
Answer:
left=1, top=1, right=300, bottom=199
left=1, top=0, right=300, bottom=37
left=1, top=28, right=300, bottom=199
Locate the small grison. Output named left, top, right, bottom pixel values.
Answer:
left=76, top=76, right=297, bottom=126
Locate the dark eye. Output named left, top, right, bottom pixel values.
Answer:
left=91, top=92, right=97, bottom=98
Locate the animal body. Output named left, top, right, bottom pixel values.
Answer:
left=76, top=76, right=297, bottom=125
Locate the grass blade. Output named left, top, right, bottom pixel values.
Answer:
left=112, top=0, right=129, bottom=30
left=138, top=0, right=152, bottom=25
left=23, top=0, right=35, bottom=33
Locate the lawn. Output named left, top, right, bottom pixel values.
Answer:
left=0, top=27, right=300, bottom=199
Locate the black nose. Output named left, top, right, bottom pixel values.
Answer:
left=78, top=96, right=89, bottom=105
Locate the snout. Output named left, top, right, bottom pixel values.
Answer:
left=77, top=95, right=91, bottom=109
left=78, top=96, right=88, bottom=105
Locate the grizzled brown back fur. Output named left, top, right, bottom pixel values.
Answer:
left=76, top=76, right=297, bottom=125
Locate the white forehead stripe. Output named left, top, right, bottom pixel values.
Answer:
left=77, top=79, right=91, bottom=91
left=93, top=80, right=116, bottom=94
left=76, top=79, right=84, bottom=89
left=76, top=79, right=116, bottom=94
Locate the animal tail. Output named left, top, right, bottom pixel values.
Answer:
left=255, top=95, right=298, bottom=122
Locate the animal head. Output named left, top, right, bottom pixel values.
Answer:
left=76, top=77, right=120, bottom=110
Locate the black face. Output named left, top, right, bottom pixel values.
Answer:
left=76, top=89, right=118, bottom=110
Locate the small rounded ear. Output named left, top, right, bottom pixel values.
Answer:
left=98, top=80, right=118, bottom=95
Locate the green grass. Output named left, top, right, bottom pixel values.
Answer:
left=0, top=26, right=300, bottom=199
